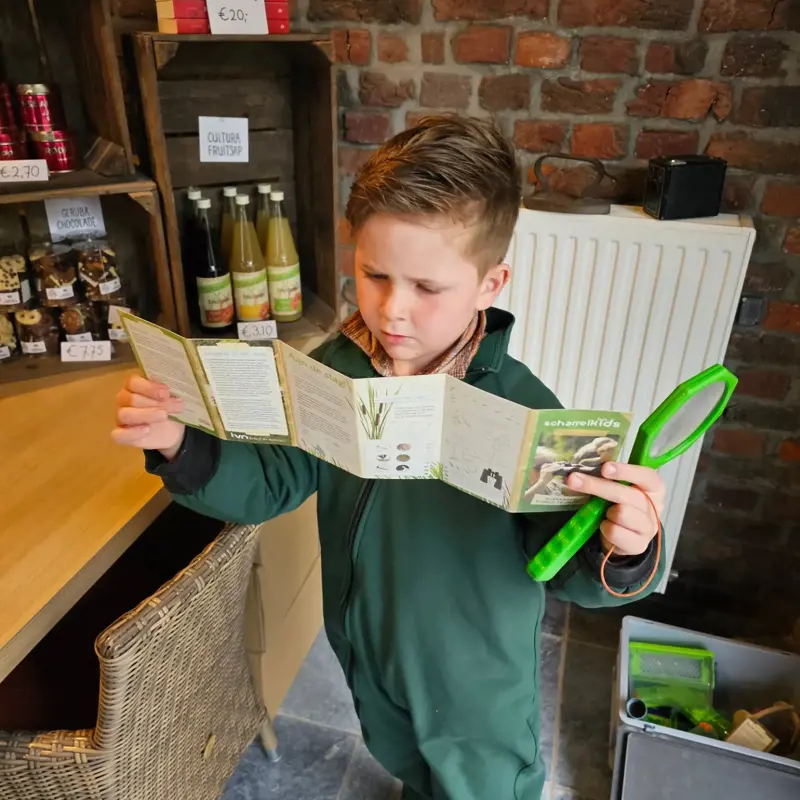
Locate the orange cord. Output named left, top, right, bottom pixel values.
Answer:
left=600, top=486, right=662, bottom=598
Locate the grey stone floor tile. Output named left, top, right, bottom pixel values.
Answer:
left=222, top=716, right=357, bottom=800
left=555, top=640, right=615, bottom=800
left=552, top=786, right=593, bottom=800
left=542, top=598, right=568, bottom=637
left=337, top=740, right=402, bottom=800
left=568, top=605, right=627, bottom=650
left=539, top=634, right=563, bottom=769
left=281, top=630, right=361, bottom=733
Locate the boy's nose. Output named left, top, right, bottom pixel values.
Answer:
left=381, top=287, right=409, bottom=320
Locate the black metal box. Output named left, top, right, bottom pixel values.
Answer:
left=643, top=155, right=727, bottom=220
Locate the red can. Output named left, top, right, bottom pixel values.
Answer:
left=0, top=84, right=17, bottom=130
left=16, top=84, right=64, bottom=131
left=0, top=130, right=28, bottom=160
left=30, top=129, right=79, bottom=173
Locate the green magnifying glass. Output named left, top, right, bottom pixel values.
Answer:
left=527, top=363, right=738, bottom=583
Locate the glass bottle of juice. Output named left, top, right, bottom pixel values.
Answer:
left=265, top=190, right=302, bottom=322
left=255, top=183, right=271, bottom=254
left=230, top=195, right=270, bottom=322
left=220, top=186, right=238, bottom=266
left=182, top=187, right=203, bottom=321
left=191, top=198, right=234, bottom=332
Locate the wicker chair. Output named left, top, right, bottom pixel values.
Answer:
left=0, top=523, right=278, bottom=800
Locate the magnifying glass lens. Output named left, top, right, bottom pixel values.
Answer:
left=649, top=381, right=727, bottom=458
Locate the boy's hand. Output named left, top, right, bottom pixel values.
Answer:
left=112, top=374, right=186, bottom=460
left=566, top=463, right=665, bottom=556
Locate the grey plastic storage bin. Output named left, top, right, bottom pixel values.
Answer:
left=611, top=617, right=800, bottom=776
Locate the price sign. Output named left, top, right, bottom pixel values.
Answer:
left=0, top=160, right=49, bottom=183
left=60, top=341, right=112, bottom=362
left=45, top=195, right=106, bottom=242
left=207, top=0, right=268, bottom=35
left=238, top=320, right=278, bottom=341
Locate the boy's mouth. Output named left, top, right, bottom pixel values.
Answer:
left=382, top=332, right=411, bottom=345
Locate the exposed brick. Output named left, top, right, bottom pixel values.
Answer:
left=541, top=78, right=619, bottom=114
left=713, top=428, right=767, bottom=457
left=331, top=28, right=371, bottom=65
left=344, top=110, right=391, bottom=144
left=645, top=40, right=708, bottom=74
left=704, top=484, right=762, bottom=513
left=579, top=36, right=638, bottom=75
left=432, top=0, right=548, bottom=21
left=338, top=145, right=375, bottom=175
left=405, top=111, right=430, bottom=129
left=308, top=0, right=422, bottom=23
left=558, top=0, right=694, bottom=30
left=635, top=129, right=699, bottom=159
left=419, top=72, right=472, bottom=109
left=721, top=175, right=756, bottom=212
left=728, top=331, right=800, bottom=366
left=337, top=217, right=353, bottom=245
left=721, top=37, right=788, bottom=77
left=763, top=493, right=800, bottom=524
left=627, top=80, right=732, bottom=122
left=724, top=400, right=800, bottom=432
left=735, top=87, right=800, bottom=128
left=764, top=301, right=800, bottom=333
left=736, top=369, right=792, bottom=400
left=763, top=182, right=800, bottom=217
left=377, top=33, right=408, bottom=63
left=700, top=0, right=800, bottom=32
left=421, top=32, right=445, bottom=64
left=785, top=227, right=800, bottom=255
left=753, top=216, right=788, bottom=258
left=780, top=439, right=800, bottom=461
left=742, top=260, right=792, bottom=295
left=514, top=31, right=571, bottom=68
left=452, top=25, right=512, bottom=64
left=706, top=134, right=800, bottom=174
left=359, top=72, right=415, bottom=107
left=514, top=121, right=567, bottom=153
left=571, top=123, right=628, bottom=160
left=479, top=74, right=531, bottom=111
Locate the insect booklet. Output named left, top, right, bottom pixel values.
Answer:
left=122, top=313, right=631, bottom=512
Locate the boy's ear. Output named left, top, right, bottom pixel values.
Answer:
left=476, top=262, right=510, bottom=310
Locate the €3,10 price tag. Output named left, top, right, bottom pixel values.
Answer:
left=207, top=0, right=268, bottom=35
left=0, top=160, right=49, bottom=183
left=238, top=320, right=278, bottom=341
left=60, top=341, right=112, bottom=363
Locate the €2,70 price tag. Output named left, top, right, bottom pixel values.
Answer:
left=207, top=0, right=268, bottom=34
left=238, top=320, right=278, bottom=341
left=0, top=160, right=49, bottom=183
left=61, top=341, right=112, bottom=363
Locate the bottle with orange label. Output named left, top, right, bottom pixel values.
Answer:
left=265, top=190, right=302, bottom=322
left=230, top=194, right=270, bottom=322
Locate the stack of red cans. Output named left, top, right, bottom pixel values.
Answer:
left=0, top=83, right=80, bottom=174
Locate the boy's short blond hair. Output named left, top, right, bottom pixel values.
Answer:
left=346, top=115, right=521, bottom=274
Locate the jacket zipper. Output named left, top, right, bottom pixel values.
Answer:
left=340, top=479, right=375, bottom=685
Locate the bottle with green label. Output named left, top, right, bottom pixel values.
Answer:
left=230, top=194, right=270, bottom=322
left=256, top=183, right=271, bottom=255
left=266, top=190, right=302, bottom=322
left=191, top=198, right=234, bottom=331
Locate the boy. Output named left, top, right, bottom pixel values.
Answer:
left=113, top=116, right=665, bottom=799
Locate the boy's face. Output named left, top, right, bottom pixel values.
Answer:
left=354, top=214, right=509, bottom=376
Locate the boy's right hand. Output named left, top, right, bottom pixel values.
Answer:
left=113, top=374, right=186, bottom=460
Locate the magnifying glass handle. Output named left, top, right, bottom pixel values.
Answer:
left=526, top=495, right=611, bottom=582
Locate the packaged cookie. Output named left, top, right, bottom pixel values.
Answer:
left=59, top=302, right=100, bottom=342
left=0, top=253, right=32, bottom=312
left=103, top=302, right=133, bottom=343
left=75, top=239, right=123, bottom=302
left=0, top=311, right=19, bottom=361
left=30, top=242, right=78, bottom=307
left=14, top=307, right=59, bottom=357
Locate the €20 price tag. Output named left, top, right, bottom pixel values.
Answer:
left=61, top=341, right=112, bottom=362
left=238, top=320, right=278, bottom=341
left=0, top=160, right=49, bottom=183
left=207, top=0, right=268, bottom=35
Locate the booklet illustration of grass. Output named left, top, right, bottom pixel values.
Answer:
left=121, top=313, right=631, bottom=512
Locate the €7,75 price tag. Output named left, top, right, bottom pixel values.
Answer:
left=207, top=0, right=268, bottom=34
left=0, top=160, right=49, bottom=183
left=238, top=320, right=278, bottom=341
left=60, top=341, right=112, bottom=363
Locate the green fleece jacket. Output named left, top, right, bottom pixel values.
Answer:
left=147, top=307, right=663, bottom=800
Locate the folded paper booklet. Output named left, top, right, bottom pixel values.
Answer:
left=121, top=313, right=631, bottom=512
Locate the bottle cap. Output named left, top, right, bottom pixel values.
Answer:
left=235, top=195, right=250, bottom=205
left=270, top=190, right=285, bottom=201
left=197, top=198, right=211, bottom=209
left=187, top=188, right=202, bottom=201
left=223, top=186, right=237, bottom=197
left=257, top=183, right=272, bottom=194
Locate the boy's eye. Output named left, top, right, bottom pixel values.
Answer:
left=417, top=284, right=440, bottom=295
left=364, top=271, right=387, bottom=281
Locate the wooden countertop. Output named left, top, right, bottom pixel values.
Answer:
left=0, top=368, right=168, bottom=682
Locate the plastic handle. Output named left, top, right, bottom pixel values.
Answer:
left=526, top=495, right=610, bottom=582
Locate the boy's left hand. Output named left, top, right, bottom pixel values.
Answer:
left=566, top=463, right=665, bottom=556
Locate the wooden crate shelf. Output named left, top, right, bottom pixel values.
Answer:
left=0, top=171, right=155, bottom=205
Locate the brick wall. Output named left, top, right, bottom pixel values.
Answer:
left=300, top=0, right=800, bottom=631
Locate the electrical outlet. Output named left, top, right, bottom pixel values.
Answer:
left=736, top=295, right=766, bottom=327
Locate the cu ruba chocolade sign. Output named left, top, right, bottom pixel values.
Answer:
left=45, top=196, right=107, bottom=241
left=198, top=116, right=250, bottom=163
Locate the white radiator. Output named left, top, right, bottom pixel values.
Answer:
left=497, top=205, right=756, bottom=591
